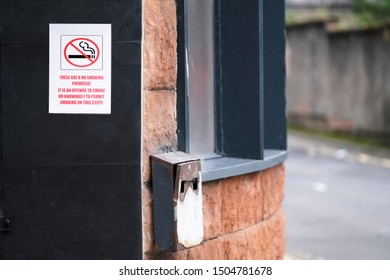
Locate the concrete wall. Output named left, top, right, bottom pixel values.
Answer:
left=286, top=22, right=390, bottom=136
left=142, top=0, right=285, bottom=260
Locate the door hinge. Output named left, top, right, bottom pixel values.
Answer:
left=0, top=217, right=12, bottom=232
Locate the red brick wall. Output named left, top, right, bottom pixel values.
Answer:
left=142, top=0, right=285, bottom=260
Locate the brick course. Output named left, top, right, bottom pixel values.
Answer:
left=151, top=208, right=285, bottom=260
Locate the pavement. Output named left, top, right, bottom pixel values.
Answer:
left=283, top=130, right=390, bottom=260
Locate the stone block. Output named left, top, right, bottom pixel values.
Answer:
left=186, top=237, right=225, bottom=260
left=143, top=0, right=177, bottom=90
left=143, top=90, right=177, bottom=183
left=261, top=164, right=285, bottom=219
left=222, top=209, right=286, bottom=260
left=220, top=172, right=263, bottom=234
left=202, top=180, right=222, bottom=240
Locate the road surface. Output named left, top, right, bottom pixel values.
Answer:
left=284, top=131, right=390, bottom=260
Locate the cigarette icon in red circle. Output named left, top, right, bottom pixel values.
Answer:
left=68, top=41, right=96, bottom=59
left=63, top=37, right=101, bottom=68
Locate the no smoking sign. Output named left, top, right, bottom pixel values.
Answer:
left=49, top=24, right=111, bottom=114
left=61, top=36, right=103, bottom=70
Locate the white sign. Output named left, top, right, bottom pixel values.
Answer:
left=49, top=24, right=111, bottom=114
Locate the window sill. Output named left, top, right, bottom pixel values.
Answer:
left=201, top=150, right=288, bottom=182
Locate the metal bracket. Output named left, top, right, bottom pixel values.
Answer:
left=0, top=217, right=12, bottom=232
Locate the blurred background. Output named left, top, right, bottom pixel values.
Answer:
left=283, top=0, right=390, bottom=259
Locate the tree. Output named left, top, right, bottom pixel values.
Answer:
left=354, top=0, right=390, bottom=22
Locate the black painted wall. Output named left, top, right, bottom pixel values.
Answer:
left=0, top=0, right=142, bottom=259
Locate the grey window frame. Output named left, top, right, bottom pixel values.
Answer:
left=177, top=0, right=287, bottom=182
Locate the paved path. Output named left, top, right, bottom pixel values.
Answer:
left=284, top=131, right=390, bottom=260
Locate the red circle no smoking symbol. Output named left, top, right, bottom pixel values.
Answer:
left=64, top=38, right=100, bottom=68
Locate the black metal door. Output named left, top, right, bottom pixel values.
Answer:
left=0, top=0, right=142, bottom=259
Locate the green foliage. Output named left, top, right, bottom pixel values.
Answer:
left=354, top=0, right=390, bottom=22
